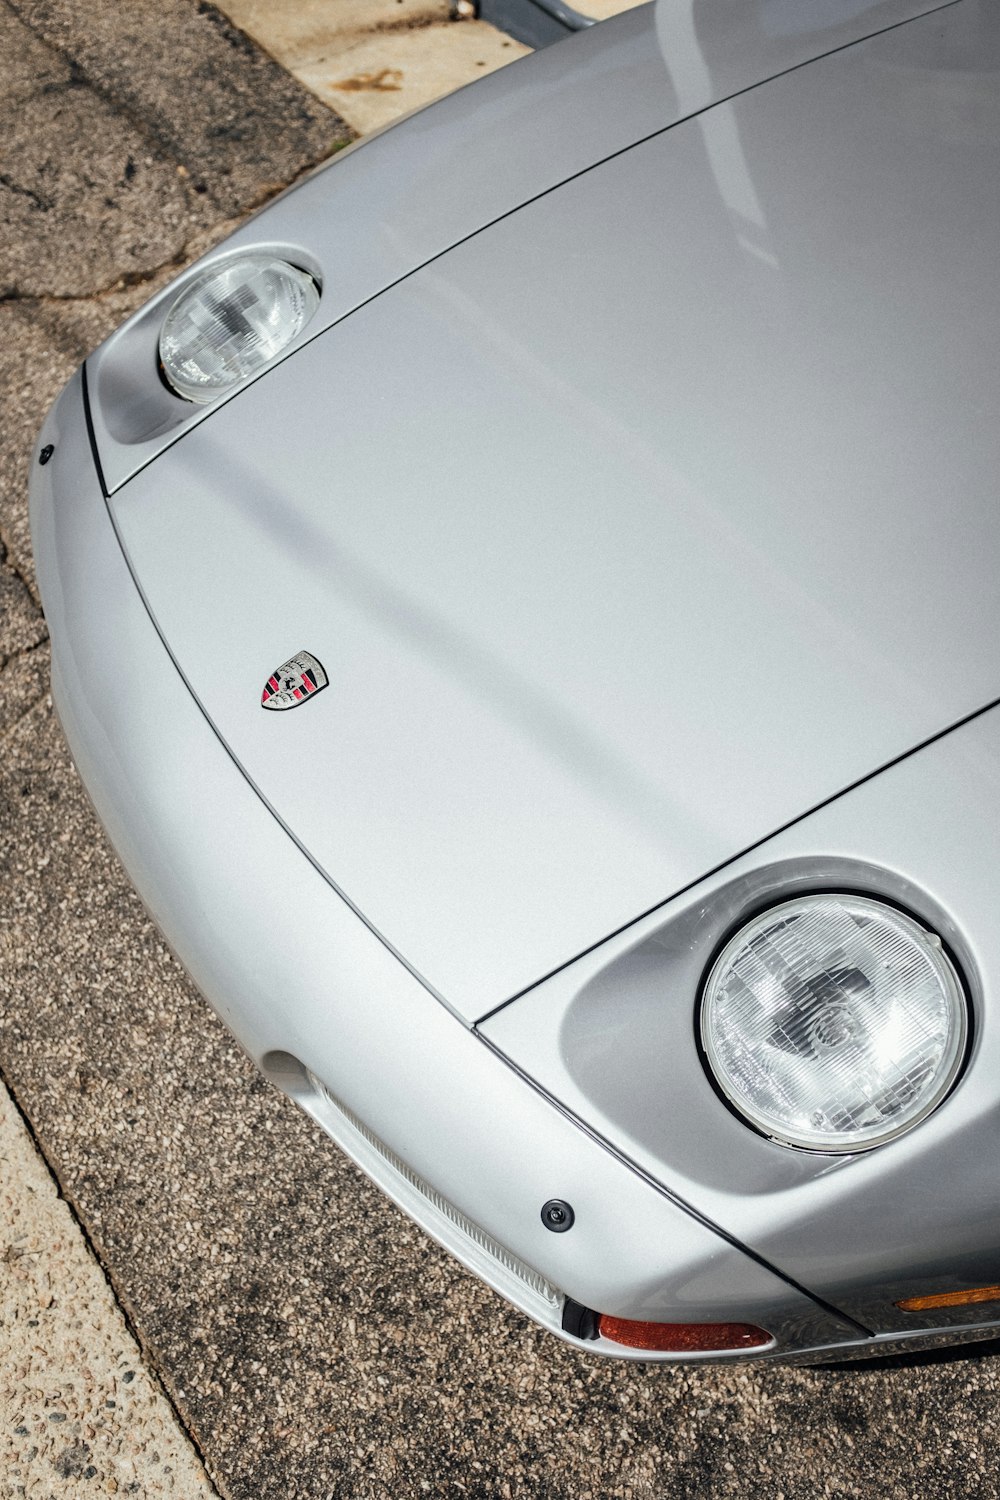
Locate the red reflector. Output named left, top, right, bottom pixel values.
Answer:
left=597, top=1315, right=772, bottom=1352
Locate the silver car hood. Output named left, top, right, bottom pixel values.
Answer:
left=109, top=0, right=1000, bottom=1021
left=88, top=0, right=947, bottom=493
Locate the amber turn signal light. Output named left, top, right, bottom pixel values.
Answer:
left=896, top=1284, right=1000, bottom=1312
left=597, top=1315, right=772, bottom=1353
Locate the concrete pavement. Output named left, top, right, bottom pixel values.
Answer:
left=3, top=3, right=1000, bottom=1498
left=214, top=0, right=646, bottom=136
left=216, top=0, right=530, bottom=136
left=2, top=1080, right=219, bottom=1497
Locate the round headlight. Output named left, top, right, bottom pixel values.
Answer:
left=159, top=253, right=320, bottom=404
left=701, top=894, right=967, bottom=1152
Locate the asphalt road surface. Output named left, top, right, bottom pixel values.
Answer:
left=3, top=3, right=1000, bottom=1497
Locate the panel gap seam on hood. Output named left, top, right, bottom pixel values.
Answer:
left=94, top=0, right=962, bottom=499
left=476, top=676, right=1000, bottom=1027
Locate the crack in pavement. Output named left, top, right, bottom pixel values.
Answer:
left=1, top=0, right=218, bottom=213
left=0, top=532, right=41, bottom=604
left=1, top=0, right=350, bottom=225
left=0, top=171, right=54, bottom=213
left=1, top=632, right=50, bottom=666
left=0, top=669, right=50, bottom=745
left=0, top=538, right=36, bottom=591
left=0, top=253, right=198, bottom=307
left=1, top=146, right=338, bottom=313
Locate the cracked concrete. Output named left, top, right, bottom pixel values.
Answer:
left=0, top=209, right=254, bottom=588
left=2, top=0, right=228, bottom=303
left=0, top=545, right=49, bottom=738
left=2, top=0, right=350, bottom=223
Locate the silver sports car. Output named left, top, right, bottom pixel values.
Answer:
left=30, top=0, right=1000, bottom=1363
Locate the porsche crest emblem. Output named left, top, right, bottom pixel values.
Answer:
left=261, top=651, right=329, bottom=711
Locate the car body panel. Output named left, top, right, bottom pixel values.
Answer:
left=481, top=695, right=1000, bottom=1334
left=85, top=0, right=954, bottom=493
left=29, top=372, right=865, bottom=1362
left=28, top=0, right=1000, bottom=1363
left=111, top=0, right=1000, bottom=1016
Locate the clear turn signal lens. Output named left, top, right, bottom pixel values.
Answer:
left=159, top=253, right=320, bottom=404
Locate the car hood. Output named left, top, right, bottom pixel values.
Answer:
left=108, top=0, right=1000, bottom=1021
left=88, top=0, right=948, bottom=493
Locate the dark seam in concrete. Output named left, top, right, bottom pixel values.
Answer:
left=0, top=0, right=218, bottom=209
left=369, top=12, right=459, bottom=33
left=0, top=238, right=219, bottom=314
left=0, top=1060, right=229, bottom=1499
left=0, top=533, right=40, bottom=605
left=0, top=149, right=348, bottom=309
left=0, top=172, right=54, bottom=213
left=0, top=260, right=191, bottom=305
left=1, top=633, right=50, bottom=667
left=0, top=0, right=350, bottom=219
left=0, top=673, right=50, bottom=744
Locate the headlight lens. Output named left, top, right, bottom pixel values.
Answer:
left=159, top=253, right=320, bottom=404
left=701, top=894, right=967, bottom=1152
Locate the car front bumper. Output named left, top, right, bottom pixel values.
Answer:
left=29, top=368, right=888, bottom=1363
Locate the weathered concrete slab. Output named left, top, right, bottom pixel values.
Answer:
left=3, top=0, right=350, bottom=222
left=293, top=19, right=528, bottom=135
left=217, top=0, right=528, bottom=134
left=0, top=3, right=195, bottom=301
left=1, top=1079, right=220, bottom=1497
left=216, top=0, right=646, bottom=137
left=0, top=225, right=240, bottom=592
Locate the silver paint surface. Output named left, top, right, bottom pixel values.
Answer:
left=28, top=0, right=1000, bottom=1360
left=29, top=374, right=860, bottom=1360
left=85, top=0, right=948, bottom=492
left=111, top=0, right=1000, bottom=1014
left=481, top=697, right=1000, bottom=1332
